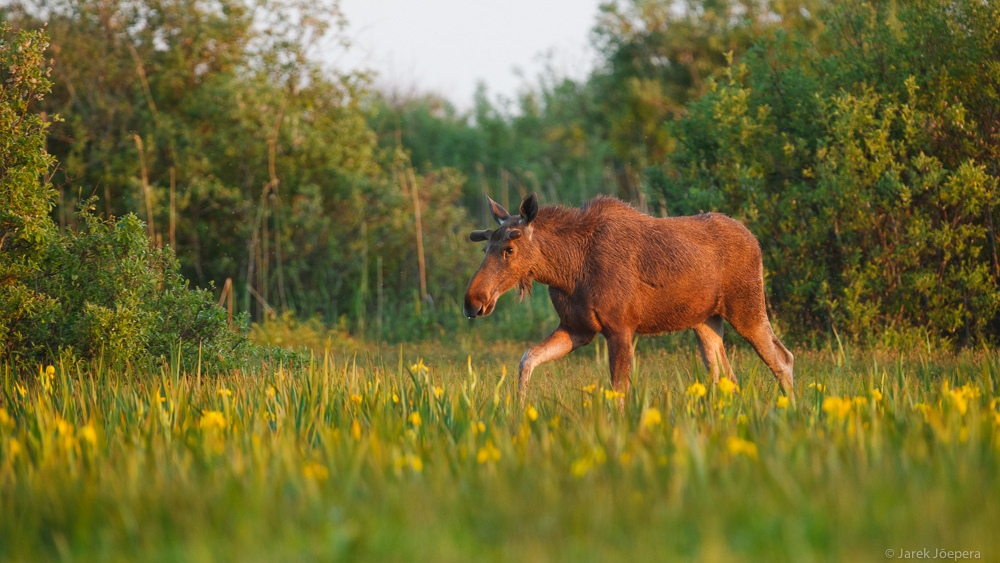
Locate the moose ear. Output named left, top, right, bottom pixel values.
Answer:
left=487, top=196, right=510, bottom=225
left=519, top=192, right=538, bottom=224
left=469, top=229, right=493, bottom=242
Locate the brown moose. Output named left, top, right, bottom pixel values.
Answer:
left=464, top=193, right=794, bottom=399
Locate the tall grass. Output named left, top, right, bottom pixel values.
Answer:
left=1, top=342, right=997, bottom=561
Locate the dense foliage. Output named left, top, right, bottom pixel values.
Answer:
left=0, top=24, right=246, bottom=367
left=4, top=0, right=478, bottom=340
left=660, top=0, right=1000, bottom=343
left=3, top=0, right=998, bottom=349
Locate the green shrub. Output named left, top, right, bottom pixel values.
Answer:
left=657, top=1, right=1000, bottom=345
left=0, top=25, right=263, bottom=370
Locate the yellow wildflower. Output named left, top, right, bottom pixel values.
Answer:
left=408, top=412, right=422, bottom=427
left=55, top=417, right=74, bottom=437
left=727, top=436, right=758, bottom=460
left=604, top=389, right=624, bottom=401
left=266, top=386, right=276, bottom=399
left=406, top=454, right=423, bottom=472
left=871, top=388, right=883, bottom=402
left=350, top=394, right=363, bottom=405
left=0, top=408, right=10, bottom=427
left=640, top=408, right=662, bottom=429
left=471, top=421, right=486, bottom=435
left=350, top=418, right=362, bottom=440
left=410, top=359, right=428, bottom=373
left=525, top=405, right=538, bottom=421
left=477, top=440, right=501, bottom=464
left=808, top=382, right=825, bottom=392
left=571, top=457, right=592, bottom=477
left=199, top=410, right=226, bottom=431
left=776, top=396, right=789, bottom=409
left=737, top=414, right=748, bottom=426
left=217, top=387, right=232, bottom=398
left=686, top=381, right=707, bottom=399
left=45, top=365, right=55, bottom=377
left=15, top=384, right=26, bottom=398
left=822, top=396, right=853, bottom=420
left=79, top=423, right=98, bottom=447
left=302, top=461, right=329, bottom=482
left=581, top=383, right=597, bottom=394
left=717, top=378, right=739, bottom=395
left=433, top=386, right=444, bottom=399
left=944, top=382, right=979, bottom=416
left=392, top=392, right=400, bottom=404
left=8, top=438, right=22, bottom=458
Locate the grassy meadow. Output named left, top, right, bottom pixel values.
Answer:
left=1, top=323, right=998, bottom=562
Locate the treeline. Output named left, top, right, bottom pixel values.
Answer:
left=1, top=24, right=249, bottom=367
left=3, top=0, right=478, bottom=352
left=2, top=0, right=998, bottom=361
left=376, top=0, right=1000, bottom=345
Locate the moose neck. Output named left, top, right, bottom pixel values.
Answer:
left=528, top=206, right=589, bottom=294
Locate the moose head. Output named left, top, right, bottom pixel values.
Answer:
left=463, top=193, right=539, bottom=318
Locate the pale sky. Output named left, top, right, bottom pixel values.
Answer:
left=331, top=0, right=606, bottom=111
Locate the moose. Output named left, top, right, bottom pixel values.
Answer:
left=464, top=193, right=794, bottom=400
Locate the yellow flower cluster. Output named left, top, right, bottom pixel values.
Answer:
left=302, top=461, right=329, bottom=482
left=821, top=396, right=867, bottom=420
left=686, top=382, right=707, bottom=399
left=199, top=410, right=226, bottom=431
left=477, top=440, right=501, bottom=464
left=640, top=408, right=662, bottom=429
left=727, top=436, right=758, bottom=460
left=570, top=447, right=607, bottom=477
left=943, top=381, right=979, bottom=416
left=717, top=378, right=739, bottom=395
left=603, top=389, right=624, bottom=401
left=408, top=412, right=422, bottom=427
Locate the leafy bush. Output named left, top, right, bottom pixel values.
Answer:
left=0, top=25, right=256, bottom=369
left=658, top=1, right=1000, bottom=345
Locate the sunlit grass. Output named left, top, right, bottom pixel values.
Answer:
left=1, top=342, right=998, bottom=561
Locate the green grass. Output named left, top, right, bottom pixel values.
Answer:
left=1, top=336, right=998, bottom=562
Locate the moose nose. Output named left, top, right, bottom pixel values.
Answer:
left=464, top=299, right=484, bottom=318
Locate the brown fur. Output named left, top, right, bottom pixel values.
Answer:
left=464, top=193, right=794, bottom=399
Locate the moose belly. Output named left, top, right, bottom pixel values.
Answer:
left=632, top=280, right=721, bottom=335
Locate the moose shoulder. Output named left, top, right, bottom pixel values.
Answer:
left=464, top=193, right=794, bottom=400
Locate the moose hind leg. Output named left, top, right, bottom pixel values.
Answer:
left=732, top=319, right=794, bottom=394
left=692, top=315, right=734, bottom=383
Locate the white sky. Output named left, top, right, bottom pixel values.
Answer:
left=330, top=0, right=606, bottom=111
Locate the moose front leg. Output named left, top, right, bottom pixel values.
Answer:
left=518, top=326, right=594, bottom=401
left=605, top=330, right=635, bottom=393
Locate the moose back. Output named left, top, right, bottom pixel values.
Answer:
left=464, top=193, right=794, bottom=399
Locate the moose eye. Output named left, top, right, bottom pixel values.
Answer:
left=503, top=247, right=514, bottom=257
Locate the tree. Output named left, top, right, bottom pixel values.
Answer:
left=661, top=0, right=1000, bottom=343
